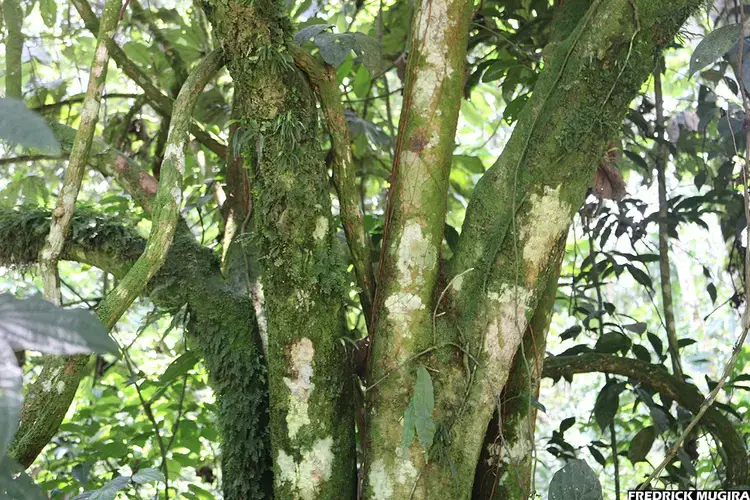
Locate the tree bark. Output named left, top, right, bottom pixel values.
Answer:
left=206, top=1, right=356, bottom=497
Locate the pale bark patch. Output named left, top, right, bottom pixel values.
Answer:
left=395, top=220, right=436, bottom=287
left=411, top=0, right=454, bottom=109
left=313, top=216, right=328, bottom=240
left=519, top=186, right=570, bottom=284
left=368, top=459, right=394, bottom=499
left=276, top=436, right=335, bottom=499
left=484, top=286, right=532, bottom=382
left=283, top=338, right=315, bottom=440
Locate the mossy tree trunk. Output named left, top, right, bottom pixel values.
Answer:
left=206, top=1, right=356, bottom=497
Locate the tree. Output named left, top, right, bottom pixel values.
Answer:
left=0, top=0, right=747, bottom=498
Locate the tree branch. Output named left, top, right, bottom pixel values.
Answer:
left=542, top=353, right=748, bottom=486
left=39, top=0, right=124, bottom=305
left=46, top=121, right=157, bottom=213
left=9, top=51, right=225, bottom=468
left=361, top=0, right=475, bottom=493
left=2, top=0, right=23, bottom=98
left=70, top=0, right=227, bottom=158
left=654, top=59, right=684, bottom=381
left=291, top=46, right=376, bottom=324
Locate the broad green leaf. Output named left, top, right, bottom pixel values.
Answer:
left=626, top=264, right=652, bottom=289
left=0, top=342, right=22, bottom=458
left=453, top=155, right=485, bottom=174
left=351, top=33, right=382, bottom=75
left=0, top=294, right=115, bottom=354
left=159, top=352, right=199, bottom=386
left=39, top=0, right=57, bottom=28
left=444, top=224, right=459, bottom=253
left=413, top=365, right=436, bottom=454
left=588, top=445, right=606, bottom=466
left=559, top=417, right=575, bottom=433
left=627, top=426, right=655, bottom=463
left=294, top=23, right=333, bottom=43
left=313, top=32, right=355, bottom=68
left=690, top=24, right=742, bottom=76
left=593, top=382, right=622, bottom=432
left=0, top=99, right=61, bottom=154
left=647, top=332, right=663, bottom=358
left=594, top=332, right=631, bottom=354
left=548, top=459, right=603, bottom=500
left=632, top=344, right=651, bottom=362
left=132, top=468, right=165, bottom=484
left=73, top=475, right=131, bottom=500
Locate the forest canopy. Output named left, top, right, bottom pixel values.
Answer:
left=0, top=0, right=748, bottom=498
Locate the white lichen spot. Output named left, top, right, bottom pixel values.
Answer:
left=313, top=216, right=328, bottom=241
left=484, top=285, right=532, bottom=368
left=55, top=380, right=65, bottom=394
left=276, top=437, right=335, bottom=500
left=395, top=221, right=436, bottom=287
left=283, top=338, right=315, bottom=440
left=368, top=459, right=394, bottom=499
left=170, top=187, right=182, bottom=205
left=163, top=143, right=185, bottom=174
left=394, top=455, right=418, bottom=485
left=501, top=421, right=532, bottom=465
left=411, top=0, right=454, bottom=109
left=519, top=186, right=571, bottom=283
left=384, top=292, right=426, bottom=340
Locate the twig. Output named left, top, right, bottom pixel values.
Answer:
left=654, top=59, right=685, bottom=381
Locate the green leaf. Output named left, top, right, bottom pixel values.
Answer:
left=159, top=352, right=199, bottom=386
left=690, top=24, right=743, bottom=76
left=627, top=426, right=655, bottom=464
left=444, top=224, right=459, bottom=253
left=548, top=459, right=603, bottom=500
left=593, top=382, right=622, bottom=432
left=626, top=264, right=652, bottom=289
left=73, top=475, right=131, bottom=500
left=706, top=282, right=717, bottom=304
left=588, top=445, right=606, bottom=467
left=623, top=322, right=647, bottom=334
left=453, top=155, right=485, bottom=174
left=413, top=365, right=436, bottom=455
left=559, top=417, right=575, bottom=433
left=313, top=32, right=355, bottom=68
left=0, top=343, right=23, bottom=458
left=351, top=33, right=382, bottom=75
left=39, top=0, right=56, bottom=28
left=0, top=99, right=61, bottom=154
left=647, top=332, right=663, bottom=358
left=595, top=332, right=631, bottom=354
left=0, top=294, right=115, bottom=354
left=132, top=468, right=165, bottom=485
left=294, top=23, right=333, bottom=43
left=632, top=344, right=651, bottom=363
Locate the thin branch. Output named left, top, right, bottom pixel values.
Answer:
left=543, top=354, right=748, bottom=486
left=9, top=50, right=225, bottom=469
left=654, top=60, right=685, bottom=381
left=0, top=155, right=65, bottom=165
left=39, top=0, right=125, bottom=306
left=291, top=46, right=376, bottom=324
left=30, top=93, right=141, bottom=113
left=70, top=0, right=227, bottom=158
left=2, top=0, right=23, bottom=99
left=96, top=49, right=224, bottom=326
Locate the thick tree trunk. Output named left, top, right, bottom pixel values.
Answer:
left=206, top=1, right=355, bottom=497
